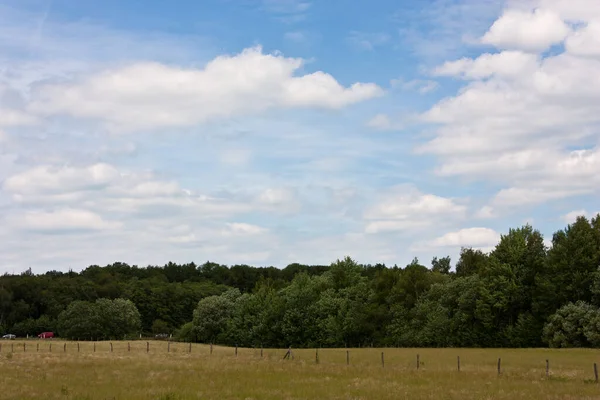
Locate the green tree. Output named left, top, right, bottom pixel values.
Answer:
left=543, top=301, right=600, bottom=348
left=192, top=289, right=240, bottom=343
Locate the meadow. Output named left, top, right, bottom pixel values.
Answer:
left=1, top=341, right=600, bottom=399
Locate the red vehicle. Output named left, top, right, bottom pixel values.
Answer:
left=38, top=332, right=54, bottom=339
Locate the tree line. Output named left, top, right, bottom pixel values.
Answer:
left=1, top=214, right=600, bottom=348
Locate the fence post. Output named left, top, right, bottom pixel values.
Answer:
left=546, top=359, right=549, bottom=377
left=417, top=354, right=420, bottom=370
left=168, top=342, right=170, bottom=353
left=315, top=348, right=319, bottom=364
left=64, top=343, right=66, bottom=353
left=210, top=343, right=213, bottom=355
left=458, top=356, right=460, bottom=372
left=381, top=352, right=385, bottom=368
left=235, top=344, right=238, bottom=357
left=346, top=350, right=350, bottom=366
left=110, top=342, right=113, bottom=353
left=595, top=363, right=598, bottom=383
left=49, top=344, right=52, bottom=353
left=497, top=358, right=501, bottom=376
left=147, top=342, right=149, bottom=353
left=260, top=345, right=263, bottom=358
left=128, top=342, right=131, bottom=352
left=23, top=343, right=26, bottom=352
left=0, top=343, right=2, bottom=352
left=11, top=343, right=13, bottom=353
left=37, top=343, right=39, bottom=352
left=189, top=342, right=192, bottom=353
left=78, top=343, right=80, bottom=353
left=94, top=342, right=96, bottom=353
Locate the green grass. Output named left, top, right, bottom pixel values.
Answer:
left=1, top=341, right=600, bottom=399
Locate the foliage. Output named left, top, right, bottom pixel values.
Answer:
left=2, top=213, right=600, bottom=347
left=542, top=301, right=600, bottom=348
left=56, top=298, right=141, bottom=340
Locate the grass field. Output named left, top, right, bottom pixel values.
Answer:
left=1, top=341, right=600, bottom=399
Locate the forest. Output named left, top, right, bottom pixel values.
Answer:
left=1, top=214, right=599, bottom=348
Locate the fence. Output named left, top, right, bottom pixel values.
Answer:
left=1, top=341, right=598, bottom=383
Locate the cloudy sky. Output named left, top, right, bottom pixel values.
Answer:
left=1, top=0, right=599, bottom=273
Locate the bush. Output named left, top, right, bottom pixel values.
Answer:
left=175, top=322, right=195, bottom=342
left=543, top=301, right=600, bottom=348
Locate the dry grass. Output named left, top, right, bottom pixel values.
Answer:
left=1, top=341, right=600, bottom=399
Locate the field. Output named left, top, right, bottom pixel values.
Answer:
left=1, top=341, right=600, bottom=399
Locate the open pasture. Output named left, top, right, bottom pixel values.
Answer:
left=1, top=341, right=600, bottom=399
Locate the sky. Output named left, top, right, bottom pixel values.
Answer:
left=0, top=0, right=599, bottom=274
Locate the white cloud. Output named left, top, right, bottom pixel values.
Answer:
left=480, top=8, right=570, bottom=52
left=433, top=51, right=539, bottom=80
left=366, top=114, right=393, bottom=130
left=390, top=78, right=439, bottom=94
left=29, top=46, right=383, bottom=131
left=223, top=222, right=267, bottom=236
left=565, top=21, right=600, bottom=58
left=3, top=163, right=120, bottom=196
left=562, top=209, right=600, bottom=224
left=219, top=148, right=253, bottom=166
left=474, top=205, right=495, bottom=219
left=364, top=186, right=466, bottom=234
left=427, top=227, right=501, bottom=248
left=0, top=108, right=38, bottom=127
left=10, top=208, right=122, bottom=232
left=420, top=2, right=600, bottom=215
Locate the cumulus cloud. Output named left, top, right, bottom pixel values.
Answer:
left=3, top=163, right=120, bottom=196
left=223, top=222, right=268, bottom=236
left=420, top=2, right=600, bottom=215
left=562, top=209, right=600, bottom=224
left=480, top=8, right=570, bottom=52
left=364, top=186, right=467, bottom=234
left=426, top=227, right=501, bottom=248
left=433, top=51, right=539, bottom=80
left=29, top=46, right=383, bottom=131
left=9, top=208, right=122, bottom=232
left=565, top=21, right=600, bottom=58
left=366, top=114, right=393, bottom=130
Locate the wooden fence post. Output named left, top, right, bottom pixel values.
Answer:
left=546, top=359, right=549, bottom=377
left=594, top=363, right=598, bottom=383
left=110, top=342, right=113, bottom=353
left=346, top=350, right=350, bottom=366
left=78, top=343, right=80, bottom=353
left=23, top=343, right=26, bottom=352
left=381, top=352, right=385, bottom=368
left=0, top=343, right=2, bottom=352
left=147, top=342, right=149, bottom=353
left=49, top=344, right=52, bottom=352
left=64, top=343, right=66, bottom=352
left=235, top=344, right=238, bottom=357
left=93, top=342, right=96, bottom=353
left=260, top=345, right=263, bottom=358
left=11, top=343, right=13, bottom=353
left=497, top=358, right=501, bottom=376
left=315, top=348, right=319, bottom=364
left=189, top=342, right=192, bottom=353
left=128, top=342, right=131, bottom=352
left=417, top=354, right=420, bottom=370
left=168, top=342, right=170, bottom=353
left=458, top=356, right=461, bottom=372
left=210, top=343, right=213, bottom=355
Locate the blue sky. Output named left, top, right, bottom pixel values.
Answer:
left=1, top=0, right=599, bottom=273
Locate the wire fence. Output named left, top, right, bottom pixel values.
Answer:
left=1, top=340, right=599, bottom=383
